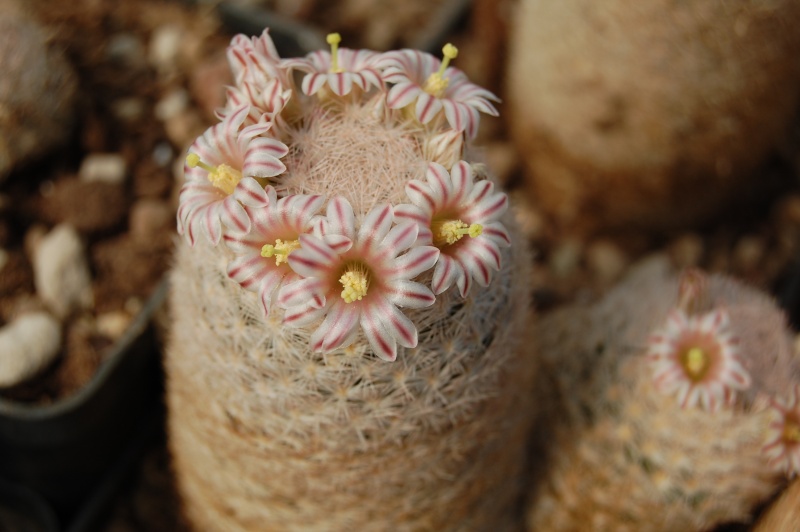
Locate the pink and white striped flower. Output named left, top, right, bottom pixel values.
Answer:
left=221, top=78, right=292, bottom=127
left=227, top=29, right=285, bottom=88
left=394, top=161, right=510, bottom=297
left=282, top=33, right=382, bottom=97
left=647, top=309, right=751, bottom=412
left=762, top=385, right=800, bottom=477
left=277, top=197, right=439, bottom=361
left=177, top=105, right=289, bottom=246
left=377, top=44, right=499, bottom=138
left=222, top=30, right=293, bottom=126
left=224, top=187, right=325, bottom=317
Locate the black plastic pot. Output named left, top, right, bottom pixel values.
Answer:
left=0, top=477, right=59, bottom=532
left=0, top=280, right=167, bottom=528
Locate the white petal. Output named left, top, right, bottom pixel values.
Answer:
left=283, top=301, right=327, bottom=328
left=278, top=277, right=327, bottom=309
left=287, top=235, right=339, bottom=278
left=387, top=246, right=439, bottom=281
left=233, top=177, right=269, bottom=208
left=432, top=255, right=461, bottom=295
left=360, top=307, right=397, bottom=361
left=415, top=92, right=443, bottom=124
left=358, top=204, right=394, bottom=254
left=326, top=196, right=356, bottom=239
left=385, top=280, right=436, bottom=309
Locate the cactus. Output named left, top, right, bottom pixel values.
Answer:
left=166, top=30, right=536, bottom=530
left=527, top=256, right=800, bottom=531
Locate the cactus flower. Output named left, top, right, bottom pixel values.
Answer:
left=378, top=44, right=500, bottom=138
left=278, top=197, right=439, bottom=361
left=224, top=186, right=326, bottom=317
left=763, top=385, right=800, bottom=477
left=283, top=33, right=383, bottom=97
left=178, top=105, right=289, bottom=245
left=647, top=308, right=751, bottom=411
left=394, top=161, right=510, bottom=296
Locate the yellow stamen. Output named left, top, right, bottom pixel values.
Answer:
left=682, top=347, right=709, bottom=380
left=784, top=420, right=800, bottom=443
left=185, top=153, right=242, bottom=195
left=339, top=263, right=369, bottom=303
left=423, top=43, right=458, bottom=98
left=432, top=219, right=483, bottom=246
left=260, top=239, right=300, bottom=266
left=327, top=32, right=342, bottom=73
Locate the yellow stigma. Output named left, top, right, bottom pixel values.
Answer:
left=682, top=347, right=709, bottom=380
left=339, top=263, right=369, bottom=303
left=423, top=43, right=458, bottom=98
left=186, top=153, right=242, bottom=195
left=785, top=419, right=800, bottom=443
left=260, top=239, right=300, bottom=266
left=432, top=219, right=483, bottom=246
left=327, top=32, right=343, bottom=73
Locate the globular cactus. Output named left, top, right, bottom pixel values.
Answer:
left=527, top=256, right=800, bottom=531
left=166, top=30, right=536, bottom=531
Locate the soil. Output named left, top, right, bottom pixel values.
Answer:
left=0, top=0, right=798, bottom=529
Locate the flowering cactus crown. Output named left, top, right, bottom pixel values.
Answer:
left=177, top=30, right=507, bottom=362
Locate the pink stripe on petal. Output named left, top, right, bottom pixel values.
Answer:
left=426, top=162, right=452, bottom=204
left=251, top=137, right=289, bottom=158
left=287, top=252, right=333, bottom=279
left=449, top=161, right=472, bottom=203
left=432, top=255, right=460, bottom=295
left=327, top=196, right=355, bottom=239
left=311, top=301, right=357, bottom=352
left=359, top=204, right=394, bottom=252
left=454, top=258, right=472, bottom=297
left=470, top=238, right=502, bottom=270
left=203, top=208, right=222, bottom=245
left=303, top=73, right=327, bottom=95
left=283, top=302, right=327, bottom=327
left=361, top=310, right=397, bottom=362
left=406, top=180, right=438, bottom=212
left=279, top=277, right=327, bottom=309
left=466, top=180, right=493, bottom=207
left=234, top=178, right=269, bottom=207
left=387, top=82, right=421, bottom=109
left=394, top=203, right=430, bottom=225
left=330, top=72, right=352, bottom=96
left=462, top=106, right=482, bottom=139
left=381, top=222, right=420, bottom=258
left=415, top=92, right=442, bottom=124
left=323, top=234, right=353, bottom=253
left=221, top=197, right=250, bottom=234
left=442, top=100, right=465, bottom=132
left=227, top=255, right=268, bottom=287
left=483, top=222, right=511, bottom=246
left=468, top=194, right=509, bottom=224
left=376, top=299, right=417, bottom=348
left=385, top=280, right=436, bottom=309
left=298, top=234, right=338, bottom=264
left=388, top=246, right=439, bottom=280
left=243, top=153, right=286, bottom=178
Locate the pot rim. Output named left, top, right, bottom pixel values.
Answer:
left=0, top=279, right=169, bottom=419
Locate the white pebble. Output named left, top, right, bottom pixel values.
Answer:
left=105, top=33, right=144, bottom=65
left=33, top=224, right=93, bottom=319
left=0, top=312, right=61, bottom=388
left=149, top=25, right=183, bottom=71
left=95, top=311, right=132, bottom=340
left=155, top=89, right=189, bottom=121
left=550, top=238, right=583, bottom=278
left=587, top=239, right=628, bottom=283
left=79, top=153, right=127, bottom=184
